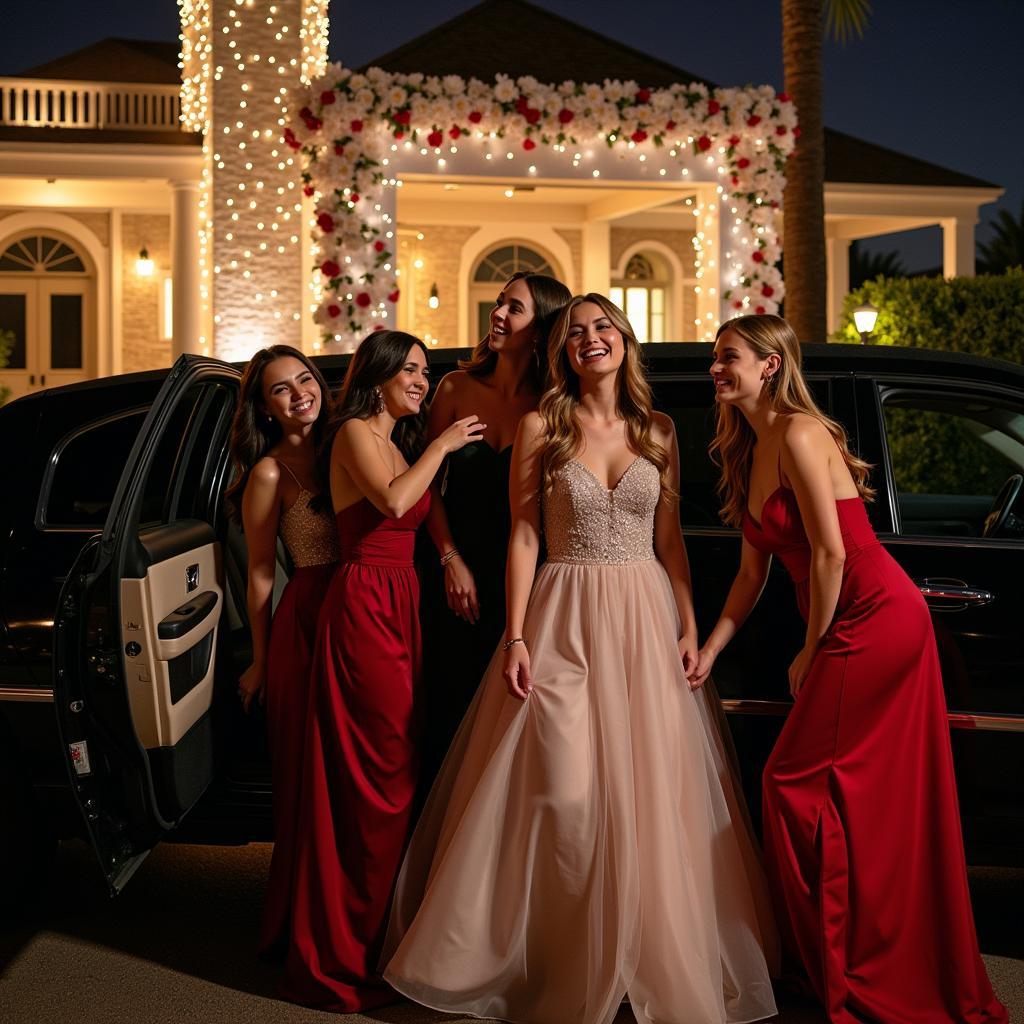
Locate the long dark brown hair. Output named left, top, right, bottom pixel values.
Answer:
left=459, top=270, right=572, bottom=389
left=224, top=344, right=331, bottom=522
left=314, top=330, right=430, bottom=507
left=711, top=314, right=874, bottom=527
left=539, top=293, right=672, bottom=497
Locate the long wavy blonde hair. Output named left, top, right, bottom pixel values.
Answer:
left=539, top=293, right=672, bottom=496
left=711, top=314, right=874, bottom=527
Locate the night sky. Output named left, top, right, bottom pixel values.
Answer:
left=2, top=0, right=1020, bottom=272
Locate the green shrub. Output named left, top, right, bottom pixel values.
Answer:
left=832, top=267, right=1024, bottom=364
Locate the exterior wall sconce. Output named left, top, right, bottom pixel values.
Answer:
left=428, top=283, right=440, bottom=310
left=135, top=247, right=155, bottom=277
left=853, top=302, right=879, bottom=344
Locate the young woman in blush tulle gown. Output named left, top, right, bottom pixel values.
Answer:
left=224, top=344, right=338, bottom=956
left=382, top=295, right=779, bottom=1024
left=421, top=270, right=570, bottom=779
left=279, top=331, right=485, bottom=1012
left=693, top=314, right=1007, bottom=1024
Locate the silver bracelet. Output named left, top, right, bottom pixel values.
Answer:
left=502, top=637, right=527, bottom=652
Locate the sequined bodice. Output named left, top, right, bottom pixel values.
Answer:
left=279, top=490, right=340, bottom=568
left=544, top=457, right=658, bottom=564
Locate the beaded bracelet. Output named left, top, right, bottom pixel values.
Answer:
left=502, top=637, right=527, bottom=651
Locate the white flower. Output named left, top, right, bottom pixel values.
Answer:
left=405, top=71, right=424, bottom=87
left=603, top=79, right=624, bottom=103
left=516, top=75, right=540, bottom=94
left=558, top=79, right=576, bottom=96
left=453, top=96, right=471, bottom=118
left=355, top=88, right=374, bottom=109
left=388, top=85, right=408, bottom=107
left=348, top=73, right=368, bottom=91
left=422, top=75, right=442, bottom=97
left=443, top=74, right=465, bottom=96
left=584, top=82, right=603, bottom=105
left=366, top=66, right=388, bottom=85
left=494, top=76, right=517, bottom=103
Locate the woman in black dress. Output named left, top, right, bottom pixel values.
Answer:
left=421, top=271, right=570, bottom=778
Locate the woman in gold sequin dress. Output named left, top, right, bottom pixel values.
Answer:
left=382, top=297, right=779, bottom=1024
left=224, top=345, right=339, bottom=954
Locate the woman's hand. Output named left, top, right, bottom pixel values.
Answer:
left=238, top=661, right=266, bottom=714
left=678, top=632, right=699, bottom=689
left=788, top=644, right=818, bottom=698
left=502, top=643, right=533, bottom=700
left=690, top=644, right=719, bottom=690
left=445, top=557, right=480, bottom=623
left=436, top=415, right=486, bottom=454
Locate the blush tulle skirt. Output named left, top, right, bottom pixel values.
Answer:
left=383, top=558, right=779, bottom=1024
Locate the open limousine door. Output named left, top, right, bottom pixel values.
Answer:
left=53, top=355, right=241, bottom=894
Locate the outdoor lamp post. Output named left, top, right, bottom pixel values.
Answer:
left=853, top=302, right=879, bottom=344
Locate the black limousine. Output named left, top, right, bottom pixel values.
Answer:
left=1, top=343, right=1021, bottom=905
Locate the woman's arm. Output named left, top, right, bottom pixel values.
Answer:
left=692, top=539, right=772, bottom=688
left=782, top=416, right=847, bottom=695
left=423, top=373, right=480, bottom=623
left=334, top=412, right=483, bottom=519
left=239, top=459, right=284, bottom=712
left=651, top=415, right=699, bottom=682
left=502, top=412, right=545, bottom=700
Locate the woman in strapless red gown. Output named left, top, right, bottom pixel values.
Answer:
left=694, top=315, right=1006, bottom=1024
left=223, top=345, right=338, bottom=955
left=279, top=331, right=485, bottom=1012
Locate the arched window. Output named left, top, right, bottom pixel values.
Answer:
left=0, top=231, right=94, bottom=398
left=470, top=242, right=560, bottom=341
left=610, top=249, right=670, bottom=343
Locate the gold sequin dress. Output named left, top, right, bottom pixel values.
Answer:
left=383, top=457, right=779, bottom=1024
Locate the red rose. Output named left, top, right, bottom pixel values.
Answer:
left=374, top=240, right=386, bottom=252
left=372, top=324, right=387, bottom=332
left=775, top=125, right=787, bottom=136
left=355, top=292, right=372, bottom=308
left=427, top=129, right=443, bottom=147
left=523, top=137, right=536, bottom=150
left=755, top=305, right=766, bottom=314
left=320, top=259, right=340, bottom=278
left=468, top=110, right=482, bottom=123
left=762, top=284, right=774, bottom=297
left=349, top=193, right=360, bottom=203
left=707, top=99, right=720, bottom=115
left=733, top=300, right=743, bottom=310
left=321, top=90, right=336, bottom=106
left=350, top=119, right=363, bottom=133
left=558, top=107, right=574, bottom=124
left=394, top=130, right=404, bottom=139
left=728, top=134, right=740, bottom=147
left=524, top=107, right=541, bottom=124
left=394, top=109, right=411, bottom=125
left=793, top=126, right=801, bottom=138
left=283, top=127, right=297, bottom=145
left=731, top=175, right=739, bottom=186
left=316, top=212, right=334, bottom=233
left=777, top=92, right=790, bottom=103
left=737, top=157, right=750, bottom=169
left=302, top=185, right=314, bottom=197
left=515, top=96, right=529, bottom=114
left=388, top=289, right=401, bottom=303
left=665, top=119, right=676, bottom=131
left=287, top=136, right=302, bottom=151
left=327, top=303, right=341, bottom=317
left=333, top=143, right=345, bottom=156
left=751, top=250, right=765, bottom=263
left=299, top=107, right=312, bottom=120
left=631, top=129, right=648, bottom=143
left=770, top=199, right=780, bottom=208
left=697, top=134, right=712, bottom=151
left=636, top=88, right=651, bottom=103
left=449, top=125, right=462, bottom=139
left=747, top=114, right=761, bottom=127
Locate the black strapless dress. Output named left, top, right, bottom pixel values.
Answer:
left=420, top=442, right=513, bottom=783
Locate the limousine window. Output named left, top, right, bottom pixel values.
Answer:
left=882, top=390, right=1024, bottom=539
left=39, top=408, right=149, bottom=530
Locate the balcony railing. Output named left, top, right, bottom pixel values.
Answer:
left=0, top=78, right=182, bottom=131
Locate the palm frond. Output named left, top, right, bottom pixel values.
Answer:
left=825, top=0, right=872, bottom=45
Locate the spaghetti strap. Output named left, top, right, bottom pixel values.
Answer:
left=275, top=458, right=305, bottom=491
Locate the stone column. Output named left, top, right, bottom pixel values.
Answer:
left=826, top=236, right=850, bottom=336
left=942, top=217, right=976, bottom=278
left=171, top=180, right=202, bottom=356
left=581, top=220, right=611, bottom=295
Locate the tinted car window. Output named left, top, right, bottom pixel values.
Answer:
left=40, top=408, right=149, bottom=529
left=882, top=390, right=1024, bottom=538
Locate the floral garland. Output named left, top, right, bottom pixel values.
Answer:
left=289, top=63, right=798, bottom=345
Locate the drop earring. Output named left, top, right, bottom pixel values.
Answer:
left=372, top=386, right=385, bottom=415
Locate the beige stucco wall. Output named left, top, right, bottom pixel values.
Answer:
left=553, top=228, right=582, bottom=292
left=121, top=214, right=172, bottom=372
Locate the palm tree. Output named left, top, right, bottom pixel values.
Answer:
left=977, top=201, right=1024, bottom=275
left=781, top=0, right=871, bottom=342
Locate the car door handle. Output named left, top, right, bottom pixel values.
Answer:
left=157, top=591, right=219, bottom=640
left=916, top=577, right=994, bottom=609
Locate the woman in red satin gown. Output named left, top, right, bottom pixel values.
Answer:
left=693, top=315, right=1007, bottom=1024
left=224, top=345, right=338, bottom=955
left=279, top=330, right=485, bottom=1012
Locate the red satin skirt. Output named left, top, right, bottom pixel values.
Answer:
left=279, top=557, right=422, bottom=1012
left=762, top=543, right=1007, bottom=1023
left=259, top=563, right=337, bottom=954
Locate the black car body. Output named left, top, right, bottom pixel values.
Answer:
left=1, top=344, right=1022, bottom=900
